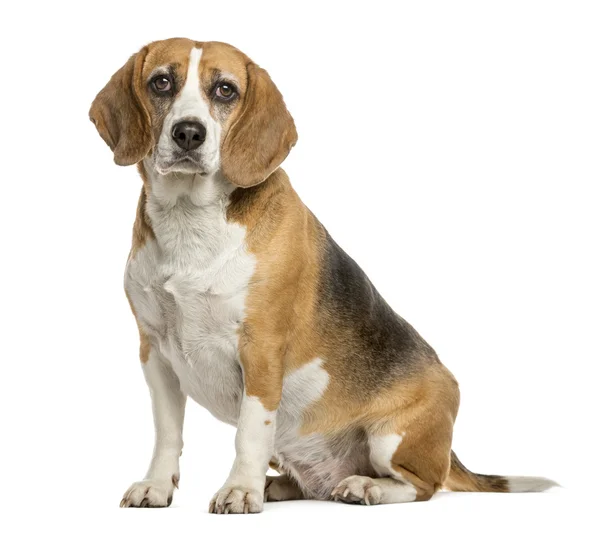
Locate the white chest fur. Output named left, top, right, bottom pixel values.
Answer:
left=125, top=169, right=256, bottom=424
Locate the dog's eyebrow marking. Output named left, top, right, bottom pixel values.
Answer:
left=212, top=70, right=240, bottom=85
left=147, top=65, right=172, bottom=81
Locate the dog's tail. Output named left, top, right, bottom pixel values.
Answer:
left=443, top=451, right=558, bottom=493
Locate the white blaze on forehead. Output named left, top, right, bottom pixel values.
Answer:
left=171, top=47, right=211, bottom=121
left=154, top=45, right=222, bottom=175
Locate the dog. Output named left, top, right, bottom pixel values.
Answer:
left=90, top=38, right=556, bottom=513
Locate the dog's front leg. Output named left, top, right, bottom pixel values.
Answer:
left=209, top=344, right=282, bottom=514
left=120, top=336, right=186, bottom=508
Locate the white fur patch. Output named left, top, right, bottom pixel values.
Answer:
left=368, top=433, right=404, bottom=476
left=376, top=478, right=418, bottom=504
left=279, top=358, right=330, bottom=419
left=172, top=48, right=208, bottom=121
left=227, top=395, right=277, bottom=485
left=209, top=395, right=276, bottom=513
left=507, top=476, right=559, bottom=493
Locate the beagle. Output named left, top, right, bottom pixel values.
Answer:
left=90, top=38, right=556, bottom=513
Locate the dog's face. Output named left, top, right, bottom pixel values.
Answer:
left=90, top=38, right=297, bottom=187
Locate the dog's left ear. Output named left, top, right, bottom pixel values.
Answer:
left=89, top=47, right=153, bottom=166
left=221, top=63, right=298, bottom=188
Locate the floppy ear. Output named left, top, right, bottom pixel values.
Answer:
left=89, top=48, right=152, bottom=166
left=221, top=63, right=298, bottom=188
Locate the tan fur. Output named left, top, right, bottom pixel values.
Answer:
left=227, top=170, right=324, bottom=412
left=130, top=175, right=154, bottom=259
left=220, top=63, right=297, bottom=188
left=89, top=48, right=153, bottom=165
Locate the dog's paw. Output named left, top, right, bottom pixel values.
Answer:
left=331, top=475, right=382, bottom=505
left=120, top=476, right=178, bottom=508
left=209, top=485, right=264, bottom=514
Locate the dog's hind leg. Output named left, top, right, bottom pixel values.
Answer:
left=332, top=366, right=458, bottom=505
left=330, top=429, right=442, bottom=505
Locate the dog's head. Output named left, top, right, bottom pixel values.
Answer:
left=89, top=38, right=297, bottom=188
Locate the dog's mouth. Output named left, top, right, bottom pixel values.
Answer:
left=154, top=152, right=209, bottom=176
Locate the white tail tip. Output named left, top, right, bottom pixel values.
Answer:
left=507, top=476, right=560, bottom=493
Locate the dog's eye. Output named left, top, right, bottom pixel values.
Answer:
left=152, top=75, right=172, bottom=93
left=215, top=82, right=236, bottom=101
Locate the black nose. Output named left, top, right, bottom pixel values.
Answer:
left=172, top=121, right=206, bottom=151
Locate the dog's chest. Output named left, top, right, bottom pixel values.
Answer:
left=125, top=178, right=255, bottom=424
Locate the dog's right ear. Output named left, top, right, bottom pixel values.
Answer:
left=220, top=63, right=297, bottom=188
left=89, top=48, right=153, bottom=166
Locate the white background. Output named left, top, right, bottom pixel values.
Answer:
left=1, top=1, right=598, bottom=532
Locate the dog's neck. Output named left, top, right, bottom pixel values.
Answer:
left=135, top=158, right=241, bottom=264
left=141, top=157, right=236, bottom=210
left=135, top=158, right=293, bottom=262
